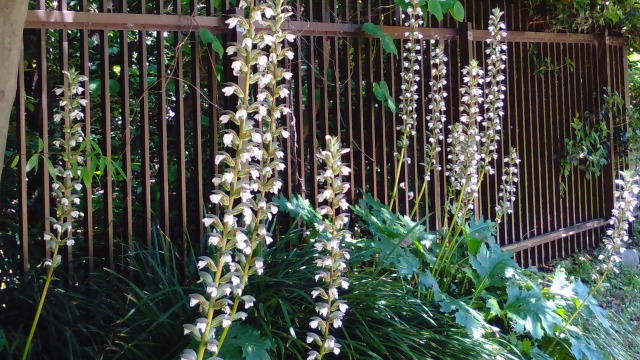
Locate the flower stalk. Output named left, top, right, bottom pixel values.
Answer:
left=434, top=9, right=515, bottom=283
left=306, top=135, right=352, bottom=360
left=550, top=169, right=639, bottom=350
left=494, top=148, right=520, bottom=225
left=389, top=0, right=424, bottom=211
left=411, top=40, right=448, bottom=218
left=22, top=69, right=87, bottom=360
left=182, top=1, right=293, bottom=359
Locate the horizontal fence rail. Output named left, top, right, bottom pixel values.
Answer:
left=0, top=0, right=629, bottom=276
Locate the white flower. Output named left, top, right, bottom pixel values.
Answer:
left=263, top=34, right=275, bottom=46
left=226, top=17, right=239, bottom=29
left=223, top=133, right=234, bottom=147
left=210, top=193, right=223, bottom=204
left=222, top=86, right=235, bottom=96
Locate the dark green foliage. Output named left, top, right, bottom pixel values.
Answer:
left=248, top=236, right=520, bottom=360
left=0, top=227, right=196, bottom=360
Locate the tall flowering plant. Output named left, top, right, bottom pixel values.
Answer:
left=306, top=135, right=352, bottom=360
left=181, top=1, right=294, bottom=359
left=411, top=40, right=448, bottom=218
left=549, top=169, right=639, bottom=349
left=433, top=8, right=519, bottom=281
left=389, top=0, right=424, bottom=209
left=22, top=69, right=87, bottom=360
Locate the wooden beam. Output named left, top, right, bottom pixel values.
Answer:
left=24, top=10, right=626, bottom=45
left=502, top=218, right=608, bottom=252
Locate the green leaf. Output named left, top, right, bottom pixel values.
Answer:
left=451, top=2, right=465, bottom=21
left=503, top=283, right=562, bottom=339
left=394, top=0, right=410, bottom=11
left=372, top=81, right=396, bottom=113
left=109, top=79, right=120, bottom=94
left=386, top=99, right=397, bottom=113
left=10, top=154, right=20, bottom=168
left=486, top=297, right=501, bottom=318
left=43, top=157, right=56, bottom=179
left=352, top=194, right=431, bottom=276
left=428, top=0, right=443, bottom=21
left=217, top=323, right=272, bottom=360
left=199, top=29, right=224, bottom=58
left=567, top=331, right=607, bottom=360
left=362, top=23, right=398, bottom=57
left=26, top=154, right=39, bottom=172
left=82, top=166, right=92, bottom=188
left=273, top=194, right=323, bottom=225
left=438, top=293, right=489, bottom=338
left=372, top=81, right=388, bottom=101
left=468, top=241, right=517, bottom=291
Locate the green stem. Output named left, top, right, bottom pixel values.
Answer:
left=548, top=268, right=610, bottom=350
left=22, top=244, right=61, bottom=360
left=410, top=179, right=428, bottom=219
left=388, top=147, right=406, bottom=211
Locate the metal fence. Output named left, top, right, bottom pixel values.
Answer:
left=0, top=0, right=629, bottom=274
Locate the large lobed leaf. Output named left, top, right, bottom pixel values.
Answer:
left=502, top=284, right=563, bottom=340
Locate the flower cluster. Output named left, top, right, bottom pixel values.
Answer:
left=444, top=8, right=514, bottom=223
left=45, top=69, right=88, bottom=264
left=390, top=0, right=424, bottom=208
left=446, top=59, right=484, bottom=219
left=306, top=135, right=352, bottom=360
left=396, top=1, right=423, bottom=151
left=479, top=8, right=508, bottom=175
left=600, top=170, right=640, bottom=268
left=494, top=147, right=520, bottom=224
left=411, top=40, right=448, bottom=217
left=424, top=40, right=448, bottom=178
left=182, top=1, right=294, bottom=359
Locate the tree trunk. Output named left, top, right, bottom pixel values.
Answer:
left=0, top=1, right=28, bottom=185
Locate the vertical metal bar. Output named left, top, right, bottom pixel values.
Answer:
left=98, top=20, right=114, bottom=271
left=79, top=0, right=94, bottom=272
left=365, top=2, right=377, bottom=201
left=520, top=43, right=536, bottom=262
left=18, top=46, right=29, bottom=273
left=597, top=35, right=614, bottom=232
left=174, top=0, right=188, bottom=278
left=377, top=26, right=388, bottom=205
left=416, top=37, right=428, bottom=222
left=140, top=0, right=152, bottom=246
left=511, top=1, right=525, bottom=250
left=552, top=43, right=569, bottom=258
left=191, top=0, right=204, bottom=248
left=292, top=36, right=304, bottom=196
left=354, top=36, right=366, bottom=198
left=320, top=36, right=329, bottom=139
left=119, top=0, right=133, bottom=270
left=577, top=43, right=587, bottom=252
left=310, top=36, right=319, bottom=206
left=156, top=28, right=170, bottom=236
left=341, top=37, right=355, bottom=202
left=568, top=42, right=579, bottom=254
left=540, top=42, right=553, bottom=261
left=39, top=25, right=51, bottom=263
left=502, top=24, right=516, bottom=246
